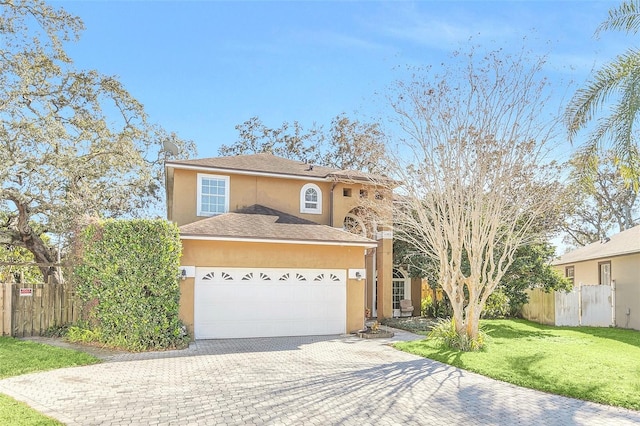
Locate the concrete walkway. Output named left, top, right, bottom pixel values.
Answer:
left=2, top=329, right=639, bottom=425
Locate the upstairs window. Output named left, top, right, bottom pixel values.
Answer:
left=300, top=183, right=322, bottom=214
left=197, top=173, right=229, bottom=216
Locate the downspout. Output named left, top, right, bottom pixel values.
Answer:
left=329, top=181, right=337, bottom=227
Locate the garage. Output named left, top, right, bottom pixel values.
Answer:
left=194, top=267, right=347, bottom=339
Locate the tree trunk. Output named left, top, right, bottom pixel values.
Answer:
left=13, top=200, right=63, bottom=285
left=465, top=304, right=481, bottom=341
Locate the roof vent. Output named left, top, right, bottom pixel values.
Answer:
left=601, top=237, right=610, bottom=244
left=306, top=164, right=314, bottom=171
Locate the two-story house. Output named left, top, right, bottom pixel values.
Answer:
left=165, top=153, right=398, bottom=339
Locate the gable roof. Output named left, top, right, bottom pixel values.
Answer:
left=179, top=204, right=377, bottom=247
left=166, top=153, right=388, bottom=183
left=552, top=225, right=640, bottom=265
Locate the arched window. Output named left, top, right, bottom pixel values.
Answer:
left=343, top=213, right=367, bottom=238
left=300, top=183, right=322, bottom=214
left=343, top=207, right=375, bottom=239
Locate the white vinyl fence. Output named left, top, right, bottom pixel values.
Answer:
left=523, top=284, right=614, bottom=328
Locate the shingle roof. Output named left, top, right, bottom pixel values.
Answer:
left=552, top=225, right=640, bottom=265
left=166, top=153, right=387, bottom=183
left=179, top=204, right=377, bottom=246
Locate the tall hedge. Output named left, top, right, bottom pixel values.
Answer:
left=73, top=219, right=187, bottom=351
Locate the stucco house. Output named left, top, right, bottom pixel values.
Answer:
left=165, top=153, right=410, bottom=339
left=551, top=224, right=640, bottom=330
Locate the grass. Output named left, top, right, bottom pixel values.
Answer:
left=0, top=337, right=100, bottom=425
left=394, top=318, right=640, bottom=410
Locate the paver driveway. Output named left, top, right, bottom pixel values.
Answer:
left=1, top=330, right=639, bottom=426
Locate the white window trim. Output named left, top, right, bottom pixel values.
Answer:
left=300, top=183, right=322, bottom=214
left=197, top=173, right=230, bottom=217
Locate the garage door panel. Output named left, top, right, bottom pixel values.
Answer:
left=195, top=268, right=346, bottom=339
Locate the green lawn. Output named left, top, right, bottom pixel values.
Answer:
left=0, top=337, right=100, bottom=425
left=395, top=319, right=640, bottom=410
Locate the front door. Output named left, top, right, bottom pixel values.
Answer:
left=392, top=268, right=411, bottom=317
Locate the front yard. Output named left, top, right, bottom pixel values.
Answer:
left=0, top=337, right=99, bottom=425
left=393, top=318, right=640, bottom=410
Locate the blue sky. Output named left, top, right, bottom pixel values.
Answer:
left=56, top=1, right=628, bottom=160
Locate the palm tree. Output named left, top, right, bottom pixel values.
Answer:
left=565, top=1, right=640, bottom=186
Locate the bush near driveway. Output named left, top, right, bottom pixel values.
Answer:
left=395, top=319, right=640, bottom=410
left=0, top=336, right=99, bottom=425
left=73, top=219, right=189, bottom=351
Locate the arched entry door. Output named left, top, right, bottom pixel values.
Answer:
left=392, top=268, right=411, bottom=317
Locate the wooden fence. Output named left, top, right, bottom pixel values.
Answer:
left=521, top=288, right=556, bottom=326
left=0, top=281, right=81, bottom=337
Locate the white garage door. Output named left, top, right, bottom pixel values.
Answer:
left=194, top=267, right=347, bottom=339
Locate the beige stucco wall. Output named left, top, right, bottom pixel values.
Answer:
left=554, top=252, right=640, bottom=330
left=168, top=168, right=388, bottom=229
left=179, top=239, right=367, bottom=337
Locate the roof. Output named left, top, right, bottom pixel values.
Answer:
left=179, top=204, right=378, bottom=247
left=166, top=153, right=389, bottom=184
left=552, top=225, right=640, bottom=265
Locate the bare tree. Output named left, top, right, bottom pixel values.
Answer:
left=386, top=47, right=563, bottom=345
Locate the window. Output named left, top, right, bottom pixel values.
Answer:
left=343, top=188, right=352, bottom=197
left=197, top=173, right=229, bottom=216
left=300, top=183, right=322, bottom=214
left=599, top=261, right=611, bottom=285
left=565, top=266, right=574, bottom=285
left=359, top=189, right=368, bottom=198
left=343, top=213, right=367, bottom=237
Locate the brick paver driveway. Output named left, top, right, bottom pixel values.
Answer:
left=1, top=330, right=639, bottom=425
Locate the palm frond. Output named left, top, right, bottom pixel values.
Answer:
left=596, top=0, right=640, bottom=35
left=565, top=49, right=640, bottom=140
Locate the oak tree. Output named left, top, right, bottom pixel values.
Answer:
left=0, top=1, right=194, bottom=283
left=562, top=151, right=639, bottom=247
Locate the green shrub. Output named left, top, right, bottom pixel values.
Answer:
left=421, top=291, right=453, bottom=318
left=73, top=219, right=189, bottom=351
left=428, top=318, right=487, bottom=351
left=421, top=294, right=432, bottom=317
left=482, top=290, right=511, bottom=319
left=67, top=325, right=102, bottom=344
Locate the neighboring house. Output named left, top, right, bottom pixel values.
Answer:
left=551, top=224, right=640, bottom=330
left=165, top=153, right=408, bottom=339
